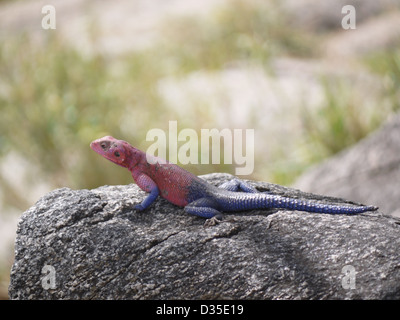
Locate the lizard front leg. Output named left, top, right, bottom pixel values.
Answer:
left=132, top=172, right=160, bottom=211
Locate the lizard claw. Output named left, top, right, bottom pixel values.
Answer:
left=204, top=215, right=223, bottom=227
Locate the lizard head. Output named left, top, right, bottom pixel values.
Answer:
left=90, top=136, right=137, bottom=169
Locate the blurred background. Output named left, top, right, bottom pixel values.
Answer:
left=1, top=0, right=400, bottom=299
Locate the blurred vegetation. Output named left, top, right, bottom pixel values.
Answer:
left=271, top=47, right=400, bottom=184
left=1, top=35, right=128, bottom=190
left=364, top=48, right=400, bottom=112
left=160, top=0, right=316, bottom=72
left=305, top=48, right=400, bottom=163
left=300, top=77, right=387, bottom=162
left=1, top=0, right=400, bottom=299
left=0, top=0, right=397, bottom=208
left=0, top=0, right=318, bottom=199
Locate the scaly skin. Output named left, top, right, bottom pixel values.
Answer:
left=90, top=136, right=378, bottom=219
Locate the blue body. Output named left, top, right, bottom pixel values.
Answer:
left=179, top=178, right=377, bottom=218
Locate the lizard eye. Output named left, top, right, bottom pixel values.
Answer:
left=100, top=142, right=107, bottom=150
left=114, top=151, right=120, bottom=157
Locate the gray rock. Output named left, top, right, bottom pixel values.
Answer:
left=294, top=113, right=400, bottom=217
left=283, top=0, right=400, bottom=31
left=8, top=173, right=400, bottom=299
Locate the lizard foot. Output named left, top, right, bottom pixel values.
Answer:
left=204, top=215, right=223, bottom=227
left=134, top=204, right=145, bottom=211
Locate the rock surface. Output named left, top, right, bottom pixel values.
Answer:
left=8, top=173, right=400, bottom=299
left=294, top=113, right=400, bottom=218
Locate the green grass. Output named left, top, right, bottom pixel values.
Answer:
left=269, top=47, right=400, bottom=185
left=1, top=36, right=125, bottom=187
left=0, top=0, right=317, bottom=194
left=159, top=0, right=315, bottom=72
left=305, top=47, right=400, bottom=163
left=301, top=78, right=383, bottom=159
left=363, top=48, right=400, bottom=112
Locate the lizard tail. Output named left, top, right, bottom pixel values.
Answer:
left=267, top=196, right=378, bottom=214
left=260, top=194, right=378, bottom=214
left=220, top=192, right=378, bottom=214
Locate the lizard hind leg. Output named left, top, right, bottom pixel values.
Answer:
left=218, top=178, right=259, bottom=193
left=184, top=198, right=223, bottom=219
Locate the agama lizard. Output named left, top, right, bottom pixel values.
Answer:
left=90, top=136, right=378, bottom=219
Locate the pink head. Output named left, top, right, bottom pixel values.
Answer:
left=90, top=136, right=140, bottom=169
